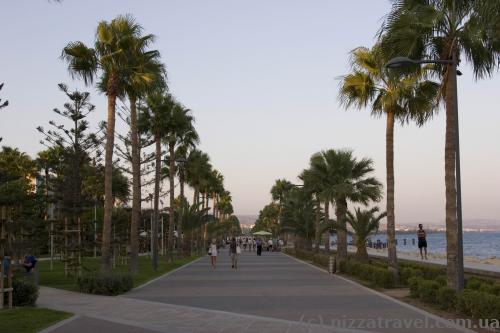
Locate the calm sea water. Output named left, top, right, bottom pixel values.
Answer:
left=364, top=231, right=500, bottom=259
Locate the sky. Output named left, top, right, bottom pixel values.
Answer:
left=1, top=1, right=500, bottom=226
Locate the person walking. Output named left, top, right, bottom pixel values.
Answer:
left=256, top=238, right=262, bottom=256
left=229, top=237, right=239, bottom=269
left=209, top=239, right=218, bottom=269
left=417, top=224, right=428, bottom=260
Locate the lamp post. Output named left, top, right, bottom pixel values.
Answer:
left=386, top=56, right=464, bottom=290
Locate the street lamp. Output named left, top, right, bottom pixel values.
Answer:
left=386, top=56, right=464, bottom=290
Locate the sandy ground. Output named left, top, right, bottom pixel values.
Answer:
left=361, top=246, right=500, bottom=269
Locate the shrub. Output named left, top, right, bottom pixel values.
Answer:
left=4, top=279, right=39, bottom=306
left=399, top=262, right=444, bottom=280
left=437, top=286, right=457, bottom=310
left=339, top=259, right=395, bottom=288
left=400, top=267, right=423, bottom=285
left=312, top=253, right=330, bottom=268
left=408, top=276, right=420, bottom=298
left=418, top=280, right=440, bottom=303
left=434, top=275, right=447, bottom=287
left=456, top=290, right=500, bottom=320
left=77, top=272, right=133, bottom=296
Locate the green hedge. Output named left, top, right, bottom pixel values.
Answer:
left=456, top=289, right=500, bottom=320
left=409, top=277, right=500, bottom=320
left=339, top=259, right=395, bottom=288
left=399, top=262, right=445, bottom=281
left=465, top=276, right=500, bottom=296
left=77, top=272, right=133, bottom=295
left=3, top=279, right=39, bottom=306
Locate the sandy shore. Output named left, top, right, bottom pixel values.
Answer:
left=357, top=246, right=500, bottom=267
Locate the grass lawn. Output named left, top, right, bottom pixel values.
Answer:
left=0, top=307, right=72, bottom=333
left=36, top=255, right=200, bottom=291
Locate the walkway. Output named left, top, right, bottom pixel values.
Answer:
left=39, top=251, right=474, bottom=333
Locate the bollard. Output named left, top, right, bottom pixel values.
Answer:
left=329, top=256, right=336, bottom=274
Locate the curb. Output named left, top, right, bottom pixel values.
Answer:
left=128, top=255, right=203, bottom=291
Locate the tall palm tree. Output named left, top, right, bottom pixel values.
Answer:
left=62, top=15, right=148, bottom=272
left=166, top=102, right=199, bottom=260
left=217, top=191, right=233, bottom=223
left=139, top=92, right=173, bottom=270
left=381, top=0, right=500, bottom=290
left=281, top=187, right=316, bottom=250
left=125, top=34, right=165, bottom=275
left=339, top=44, right=439, bottom=275
left=345, top=207, right=387, bottom=261
left=300, top=168, right=325, bottom=253
left=186, top=149, right=211, bottom=206
left=270, top=179, right=294, bottom=240
left=316, top=149, right=382, bottom=267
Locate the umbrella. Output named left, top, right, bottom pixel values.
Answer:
left=253, top=230, right=272, bottom=236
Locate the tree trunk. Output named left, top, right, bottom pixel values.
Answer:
left=129, top=95, right=140, bottom=274
left=335, top=197, right=348, bottom=266
left=101, top=81, right=117, bottom=273
left=168, top=141, right=176, bottom=261
left=386, top=111, right=398, bottom=276
left=152, top=135, right=161, bottom=270
left=212, top=192, right=216, bottom=217
left=356, top=240, right=369, bottom=262
left=178, top=171, right=185, bottom=254
left=314, top=196, right=321, bottom=253
left=324, top=201, right=330, bottom=251
left=444, top=59, right=460, bottom=290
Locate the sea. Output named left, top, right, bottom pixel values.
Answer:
left=339, top=231, right=500, bottom=259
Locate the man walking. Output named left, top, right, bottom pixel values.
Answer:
left=417, top=224, right=428, bottom=260
left=230, top=237, right=239, bottom=269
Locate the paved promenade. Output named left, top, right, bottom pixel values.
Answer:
left=39, top=251, right=473, bottom=333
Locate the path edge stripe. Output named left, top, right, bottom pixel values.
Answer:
left=130, top=256, right=204, bottom=291
left=37, top=315, right=81, bottom=333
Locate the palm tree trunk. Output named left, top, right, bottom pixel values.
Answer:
left=386, top=111, right=398, bottom=275
left=212, top=192, right=216, bottom=217
left=129, top=95, right=140, bottom=274
left=335, top=197, right=348, bottom=266
left=168, top=141, right=176, bottom=261
left=324, top=201, right=330, bottom=251
left=356, top=240, right=369, bottom=262
left=444, top=61, right=460, bottom=290
left=101, top=83, right=117, bottom=273
left=314, top=196, right=321, bottom=253
left=178, top=172, right=185, bottom=254
left=152, top=135, right=161, bottom=270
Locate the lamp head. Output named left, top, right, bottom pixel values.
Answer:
left=386, top=56, right=417, bottom=69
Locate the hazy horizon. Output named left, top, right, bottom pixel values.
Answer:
left=1, top=1, right=500, bottom=225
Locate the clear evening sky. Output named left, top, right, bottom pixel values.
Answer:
left=1, top=1, right=499, bottom=225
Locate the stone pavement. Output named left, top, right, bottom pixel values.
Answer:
left=39, top=251, right=474, bottom=333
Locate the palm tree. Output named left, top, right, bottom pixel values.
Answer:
left=186, top=149, right=211, bottom=206
left=281, top=187, right=316, bottom=250
left=381, top=0, right=500, bottom=290
left=139, top=92, right=173, bottom=270
left=177, top=202, right=210, bottom=255
left=217, top=191, right=233, bottom=223
left=316, top=149, right=382, bottom=267
left=62, top=15, right=148, bottom=272
left=346, top=207, right=387, bottom=261
left=125, top=36, right=165, bottom=274
left=339, top=44, right=439, bottom=275
left=300, top=168, right=325, bottom=253
left=165, top=102, right=199, bottom=260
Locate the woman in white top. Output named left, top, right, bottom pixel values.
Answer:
left=209, top=239, right=218, bottom=269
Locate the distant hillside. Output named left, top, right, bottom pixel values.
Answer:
left=237, top=215, right=258, bottom=227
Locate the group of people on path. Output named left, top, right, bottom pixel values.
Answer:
left=209, top=238, right=241, bottom=270
left=208, top=236, right=285, bottom=269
